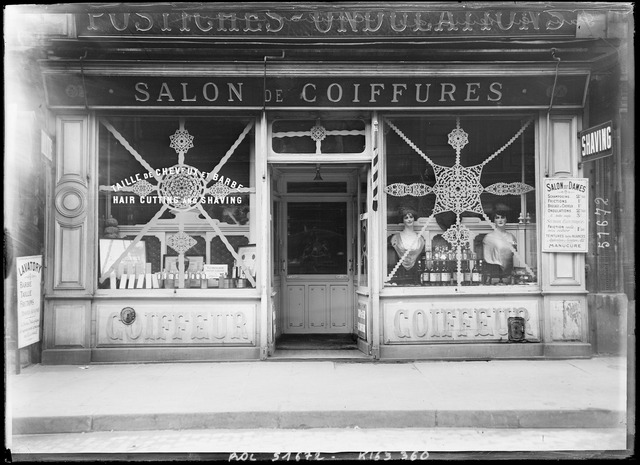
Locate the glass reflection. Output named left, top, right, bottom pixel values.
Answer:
left=287, top=203, right=347, bottom=275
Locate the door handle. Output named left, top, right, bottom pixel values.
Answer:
left=281, top=260, right=286, bottom=274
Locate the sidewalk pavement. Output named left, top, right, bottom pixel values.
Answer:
left=7, top=427, right=632, bottom=457
left=6, top=355, right=629, bottom=437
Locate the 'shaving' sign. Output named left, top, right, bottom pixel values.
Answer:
left=579, top=121, right=614, bottom=163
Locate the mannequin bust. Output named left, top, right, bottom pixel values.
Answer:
left=390, top=207, right=425, bottom=279
left=483, top=209, right=516, bottom=280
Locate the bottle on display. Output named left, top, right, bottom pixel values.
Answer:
left=424, top=250, right=432, bottom=265
left=453, top=259, right=459, bottom=286
left=448, top=249, right=456, bottom=286
left=462, top=258, right=471, bottom=285
left=421, top=255, right=430, bottom=286
left=430, top=260, right=440, bottom=286
left=431, top=250, right=438, bottom=279
left=232, top=262, right=237, bottom=279
left=472, top=259, right=483, bottom=285
left=431, top=260, right=440, bottom=286
left=440, top=258, right=451, bottom=286
left=416, top=257, right=424, bottom=285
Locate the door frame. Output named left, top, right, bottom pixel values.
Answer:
left=273, top=165, right=360, bottom=336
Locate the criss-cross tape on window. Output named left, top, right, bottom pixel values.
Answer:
left=98, top=118, right=257, bottom=286
left=383, top=117, right=535, bottom=282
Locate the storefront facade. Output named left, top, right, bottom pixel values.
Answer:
left=6, top=3, right=633, bottom=364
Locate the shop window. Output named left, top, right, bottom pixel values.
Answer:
left=272, top=119, right=366, bottom=154
left=383, top=115, right=537, bottom=288
left=97, top=116, right=256, bottom=290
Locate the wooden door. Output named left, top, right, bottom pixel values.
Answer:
left=282, top=200, right=353, bottom=334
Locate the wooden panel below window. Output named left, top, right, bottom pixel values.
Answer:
left=58, top=117, right=86, bottom=181
left=53, top=304, right=87, bottom=347
left=287, top=286, right=305, bottom=328
left=330, top=285, right=348, bottom=328
left=54, top=223, right=85, bottom=289
left=308, top=285, right=326, bottom=329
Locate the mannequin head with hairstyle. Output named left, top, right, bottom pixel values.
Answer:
left=389, top=206, right=424, bottom=275
left=483, top=203, right=516, bottom=277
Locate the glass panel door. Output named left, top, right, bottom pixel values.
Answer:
left=282, top=199, right=352, bottom=335
left=286, top=202, right=348, bottom=276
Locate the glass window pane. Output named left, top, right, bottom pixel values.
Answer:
left=384, top=115, right=537, bottom=288
left=287, top=202, right=347, bottom=275
left=98, top=116, right=254, bottom=290
left=272, top=119, right=366, bottom=154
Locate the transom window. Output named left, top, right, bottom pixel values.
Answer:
left=271, top=118, right=366, bottom=154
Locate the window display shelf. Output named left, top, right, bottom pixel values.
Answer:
left=99, top=214, right=254, bottom=290
left=94, top=288, right=261, bottom=299
left=380, top=285, right=541, bottom=297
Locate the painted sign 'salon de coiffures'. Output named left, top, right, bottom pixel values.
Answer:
left=45, top=75, right=588, bottom=109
